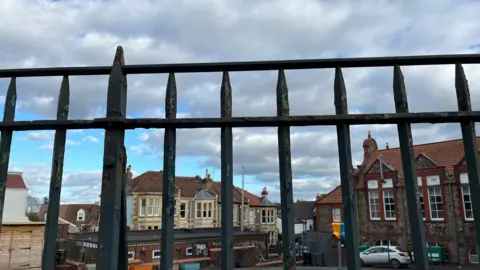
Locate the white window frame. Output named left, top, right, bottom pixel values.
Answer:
left=152, top=249, right=161, bottom=260
left=153, top=199, right=160, bottom=216
left=196, top=202, right=202, bottom=218
left=249, top=210, right=255, bottom=224
left=268, top=209, right=274, bottom=224
left=140, top=198, right=146, bottom=216
left=368, top=189, right=381, bottom=220
left=261, top=209, right=266, bottom=224
left=242, top=206, right=249, bottom=223
left=127, top=251, right=135, bottom=260
left=268, top=231, right=276, bottom=246
left=332, top=208, right=341, bottom=222
left=460, top=173, right=474, bottom=221
left=373, top=239, right=393, bottom=246
left=44, top=211, right=48, bottom=221
left=186, top=247, right=193, bottom=256
left=427, top=186, right=443, bottom=221
left=148, top=198, right=154, bottom=216
left=382, top=189, right=396, bottom=220
left=208, top=202, right=212, bottom=218
left=77, top=209, right=85, bottom=221
left=233, top=206, right=237, bottom=222
left=180, top=203, right=186, bottom=219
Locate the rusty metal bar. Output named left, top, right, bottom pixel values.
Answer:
left=118, top=146, right=128, bottom=270
left=276, top=69, right=295, bottom=269
left=160, top=72, right=178, bottom=270
left=454, top=63, right=480, bottom=253
left=0, top=54, right=480, bottom=77
left=96, top=46, right=128, bottom=270
left=334, top=67, right=360, bottom=270
left=392, top=66, right=429, bottom=270
left=220, top=71, right=234, bottom=270
left=42, top=76, right=70, bottom=269
left=0, top=111, right=479, bottom=131
left=0, top=77, right=16, bottom=231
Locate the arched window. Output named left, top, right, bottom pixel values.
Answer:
left=469, top=248, right=479, bottom=264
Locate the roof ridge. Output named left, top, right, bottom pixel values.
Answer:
left=377, top=136, right=480, bottom=152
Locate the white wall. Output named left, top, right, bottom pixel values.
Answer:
left=277, top=218, right=315, bottom=235
left=3, top=188, right=29, bottom=222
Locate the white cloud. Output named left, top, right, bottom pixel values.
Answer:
left=2, top=0, right=480, bottom=202
left=83, top=136, right=100, bottom=143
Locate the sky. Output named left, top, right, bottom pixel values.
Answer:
left=2, top=0, right=480, bottom=204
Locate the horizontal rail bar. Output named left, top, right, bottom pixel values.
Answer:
left=0, top=112, right=479, bottom=130
left=0, top=54, right=479, bottom=77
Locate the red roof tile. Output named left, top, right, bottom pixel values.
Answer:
left=318, top=185, right=342, bottom=204
left=6, top=173, right=26, bottom=189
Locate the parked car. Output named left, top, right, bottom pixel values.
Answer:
left=360, top=246, right=411, bottom=268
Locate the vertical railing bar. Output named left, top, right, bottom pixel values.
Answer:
left=118, top=146, right=128, bottom=270
left=220, top=71, right=234, bottom=270
left=0, top=77, right=16, bottom=231
left=454, top=63, right=480, bottom=253
left=160, top=72, right=177, bottom=270
left=97, top=46, right=128, bottom=270
left=334, top=67, right=361, bottom=270
left=42, top=75, right=70, bottom=269
left=392, top=65, right=429, bottom=270
left=276, top=69, right=295, bottom=269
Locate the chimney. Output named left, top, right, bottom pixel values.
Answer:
left=386, top=142, right=390, bottom=149
left=261, top=187, right=268, bottom=199
left=362, top=131, right=378, bottom=166
left=126, top=165, right=133, bottom=190
left=316, top=193, right=323, bottom=202
left=204, top=169, right=213, bottom=190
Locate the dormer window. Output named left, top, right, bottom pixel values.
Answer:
left=77, top=209, right=86, bottom=221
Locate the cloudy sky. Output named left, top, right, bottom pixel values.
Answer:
left=2, top=0, right=480, bottom=204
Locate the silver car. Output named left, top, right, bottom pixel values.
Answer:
left=360, top=245, right=411, bottom=268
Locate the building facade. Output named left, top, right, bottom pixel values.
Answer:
left=3, top=172, right=30, bottom=223
left=38, top=203, right=100, bottom=232
left=127, top=169, right=278, bottom=246
left=321, top=133, right=479, bottom=265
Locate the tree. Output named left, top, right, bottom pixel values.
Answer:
left=26, top=196, right=41, bottom=214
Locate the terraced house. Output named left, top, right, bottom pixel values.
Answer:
left=354, top=132, right=478, bottom=265
left=126, top=168, right=279, bottom=246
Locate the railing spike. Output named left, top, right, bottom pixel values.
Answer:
left=160, top=72, right=178, bottom=270
left=42, top=75, right=70, bottom=269
left=97, top=47, right=128, bottom=270
left=334, top=67, right=361, bottom=270
left=0, top=77, right=16, bottom=231
left=455, top=63, right=480, bottom=254
left=220, top=70, right=234, bottom=270
left=392, top=65, right=429, bottom=270
left=276, top=69, right=295, bottom=269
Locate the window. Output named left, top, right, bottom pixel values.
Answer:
left=249, top=210, right=255, bottom=224
left=261, top=209, right=266, bottom=223
left=242, top=206, right=248, bottom=223
left=417, top=177, right=425, bottom=219
left=196, top=202, right=202, bottom=218
left=332, top=208, right=341, bottom=222
left=268, top=231, right=276, bottom=246
left=373, top=239, right=393, bottom=246
left=368, top=190, right=380, bottom=220
left=77, top=209, right=85, bottom=221
left=140, top=199, right=146, bottom=216
left=153, top=199, right=160, bottom=216
left=148, top=198, right=154, bottom=216
left=127, top=251, right=135, bottom=260
left=233, top=207, right=237, bottom=222
left=428, top=186, right=443, bottom=220
left=208, top=202, right=212, bottom=218
left=460, top=173, right=473, bottom=220
left=383, top=189, right=395, bottom=220
left=44, top=212, right=48, bottom=221
left=268, top=209, right=274, bottom=223
left=180, top=203, right=186, bottom=219
left=203, top=202, right=207, bottom=218
left=152, top=250, right=161, bottom=260
left=186, top=247, right=193, bottom=256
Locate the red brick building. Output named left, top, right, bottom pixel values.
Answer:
left=315, top=187, right=342, bottom=234
left=315, top=132, right=479, bottom=265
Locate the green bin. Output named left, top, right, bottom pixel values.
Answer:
left=426, top=245, right=446, bottom=263
left=359, top=245, right=371, bottom=253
